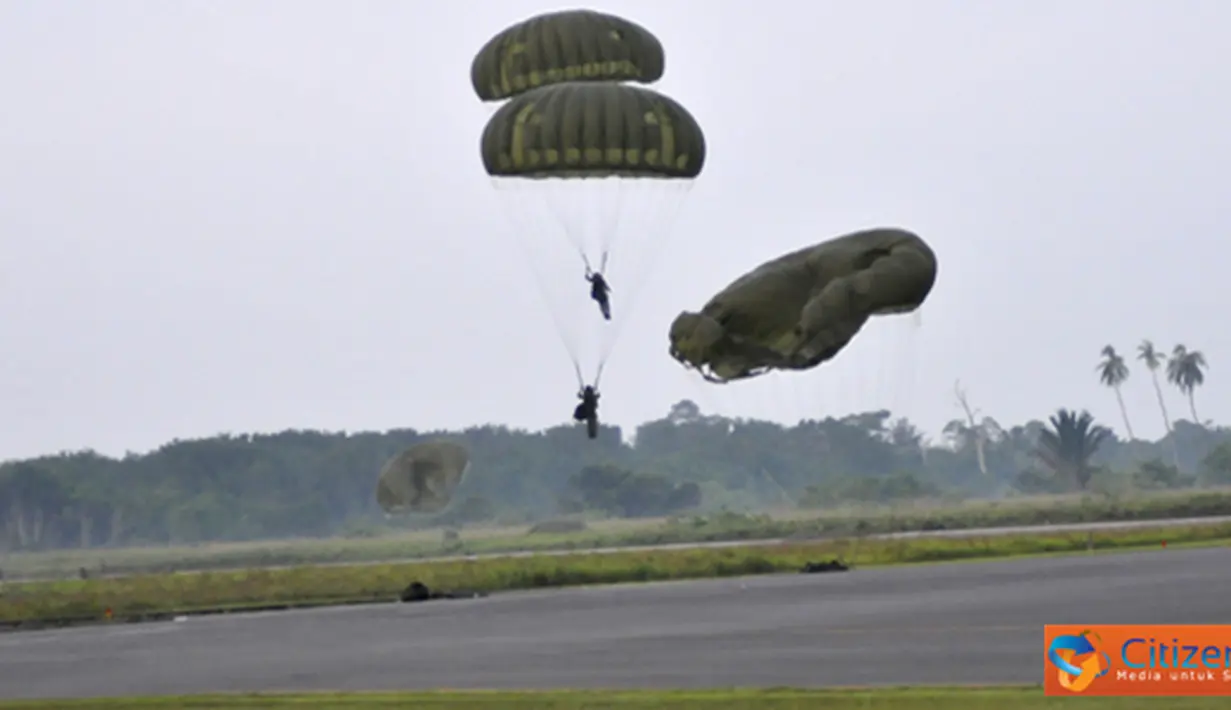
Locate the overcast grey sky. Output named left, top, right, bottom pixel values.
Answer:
left=2, top=0, right=1227, bottom=459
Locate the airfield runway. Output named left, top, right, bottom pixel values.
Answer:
left=0, top=546, right=1226, bottom=699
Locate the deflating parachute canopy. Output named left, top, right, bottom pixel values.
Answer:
left=375, top=440, right=470, bottom=515
left=471, top=9, right=665, bottom=102
left=668, top=227, right=938, bottom=384
left=480, top=81, right=705, bottom=179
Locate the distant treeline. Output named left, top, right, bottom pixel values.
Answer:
left=3, top=398, right=1231, bottom=551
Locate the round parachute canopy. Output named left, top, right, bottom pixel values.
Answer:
left=375, top=440, right=470, bottom=515
left=668, top=227, right=938, bottom=385
left=471, top=9, right=665, bottom=103
left=480, top=81, right=705, bottom=180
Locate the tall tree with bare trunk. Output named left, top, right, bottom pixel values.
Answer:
left=1137, top=340, right=1172, bottom=432
left=1096, top=345, right=1134, bottom=440
left=945, top=381, right=1002, bottom=477
left=1137, top=339, right=1179, bottom=467
left=1167, top=344, right=1209, bottom=424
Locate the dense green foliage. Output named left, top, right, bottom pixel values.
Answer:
left=4, top=394, right=1231, bottom=553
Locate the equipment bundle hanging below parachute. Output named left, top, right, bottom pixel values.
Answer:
left=471, top=9, right=706, bottom=440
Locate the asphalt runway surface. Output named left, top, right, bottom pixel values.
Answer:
left=1, top=546, right=1226, bottom=699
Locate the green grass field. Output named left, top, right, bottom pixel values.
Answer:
left=2, top=522, right=1225, bottom=625
left=0, top=688, right=1218, bottom=709
left=6, top=488, right=1230, bottom=581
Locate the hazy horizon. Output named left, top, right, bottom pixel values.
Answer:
left=3, top=1, right=1227, bottom=460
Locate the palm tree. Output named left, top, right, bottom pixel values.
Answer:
left=1096, top=345, right=1134, bottom=440
left=1167, top=344, right=1208, bottom=424
left=1137, top=340, right=1173, bottom=435
left=1035, top=408, right=1112, bottom=490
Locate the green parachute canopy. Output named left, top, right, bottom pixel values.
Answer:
left=480, top=81, right=706, bottom=179
left=375, top=440, right=470, bottom=515
left=668, top=227, right=938, bottom=384
left=471, top=9, right=665, bottom=102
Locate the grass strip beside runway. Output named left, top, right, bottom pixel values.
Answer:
left=0, top=687, right=1224, bottom=708
left=2, top=523, right=1227, bottom=626
left=9, top=489, right=1231, bottom=581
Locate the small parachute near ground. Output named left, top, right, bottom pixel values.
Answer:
left=668, top=227, right=938, bottom=384
left=375, top=440, right=470, bottom=514
left=471, top=9, right=665, bottom=102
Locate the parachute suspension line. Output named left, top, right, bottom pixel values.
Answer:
left=499, top=179, right=592, bottom=271
left=690, top=366, right=818, bottom=432
left=811, top=312, right=922, bottom=424
left=540, top=178, right=611, bottom=386
left=493, top=175, right=697, bottom=388
left=595, top=178, right=629, bottom=272
left=750, top=371, right=809, bottom=427
left=884, top=310, right=924, bottom=422
left=676, top=363, right=727, bottom=420
left=542, top=179, right=605, bottom=273
left=781, top=370, right=811, bottom=426
left=685, top=338, right=898, bottom=429
left=590, top=179, right=696, bottom=381
left=874, top=319, right=901, bottom=417
left=489, top=178, right=587, bottom=381
left=571, top=359, right=586, bottom=391
left=525, top=175, right=698, bottom=387
left=490, top=179, right=597, bottom=387
left=866, top=314, right=917, bottom=420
